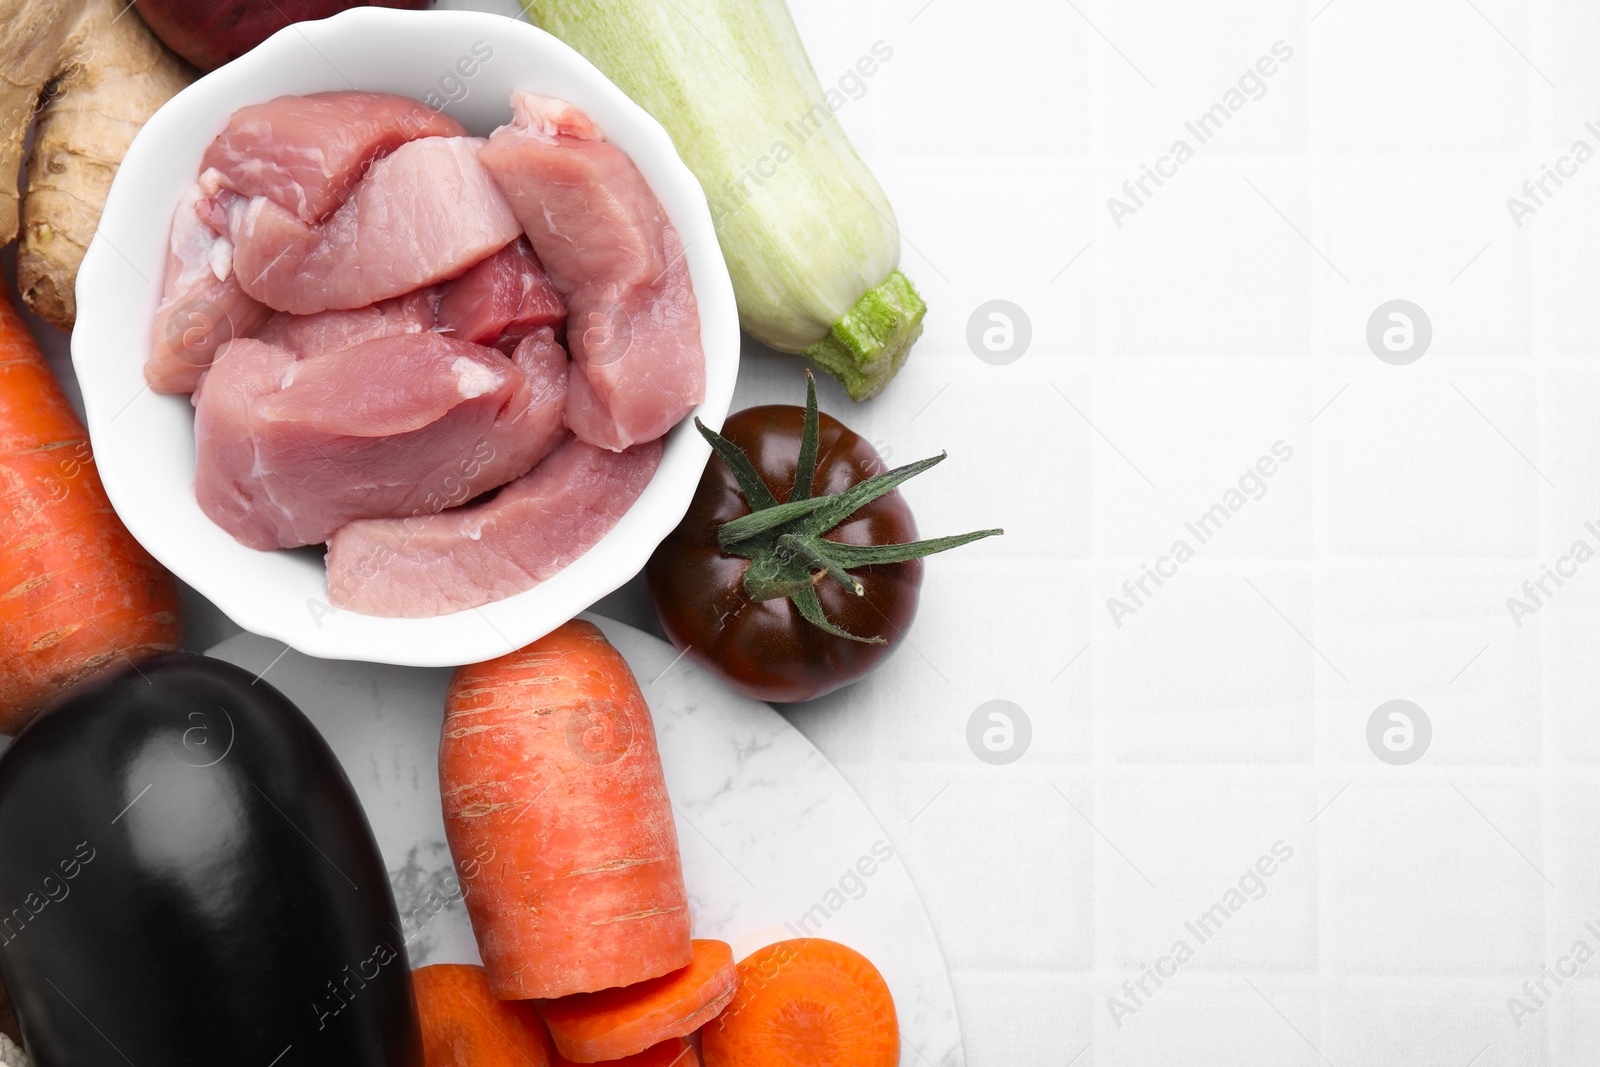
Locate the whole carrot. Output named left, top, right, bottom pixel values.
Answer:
left=0, top=291, right=180, bottom=733
left=441, top=620, right=692, bottom=1000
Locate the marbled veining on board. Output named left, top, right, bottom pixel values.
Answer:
left=211, top=614, right=963, bottom=1066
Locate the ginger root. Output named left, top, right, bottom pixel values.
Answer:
left=1, top=0, right=192, bottom=330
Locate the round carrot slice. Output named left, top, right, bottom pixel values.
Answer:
left=700, top=939, right=898, bottom=1067
left=413, top=963, right=552, bottom=1066
left=539, top=939, right=735, bottom=1062
left=551, top=1037, right=699, bottom=1067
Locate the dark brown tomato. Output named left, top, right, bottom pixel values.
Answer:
left=646, top=405, right=920, bottom=703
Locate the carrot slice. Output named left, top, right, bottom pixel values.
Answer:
left=0, top=291, right=179, bottom=733
left=551, top=1038, right=698, bottom=1067
left=441, top=619, right=692, bottom=999
left=539, top=939, right=735, bottom=1062
left=700, top=939, right=897, bottom=1067
left=413, top=963, right=552, bottom=1066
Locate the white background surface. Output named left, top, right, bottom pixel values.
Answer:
left=14, top=0, right=1600, bottom=1063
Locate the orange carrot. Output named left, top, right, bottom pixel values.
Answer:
left=413, top=963, right=552, bottom=1066
left=0, top=290, right=179, bottom=733
left=539, top=940, right=735, bottom=1062
left=700, top=939, right=898, bottom=1067
left=441, top=619, right=692, bottom=1000
left=550, top=1037, right=698, bottom=1067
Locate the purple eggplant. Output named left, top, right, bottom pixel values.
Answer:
left=0, top=653, right=421, bottom=1065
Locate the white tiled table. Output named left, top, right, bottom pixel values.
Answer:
left=19, top=0, right=1600, bottom=1061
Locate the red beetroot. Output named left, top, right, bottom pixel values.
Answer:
left=133, top=1, right=430, bottom=72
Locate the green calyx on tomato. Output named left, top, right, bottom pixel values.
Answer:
left=693, top=373, right=1001, bottom=644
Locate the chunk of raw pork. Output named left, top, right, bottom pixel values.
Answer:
left=146, top=176, right=271, bottom=395
left=325, top=435, right=663, bottom=617
left=200, top=91, right=467, bottom=225
left=252, top=288, right=440, bottom=358
left=193, top=333, right=552, bottom=549
left=461, top=327, right=571, bottom=493
left=478, top=92, right=703, bottom=451
left=226, top=136, right=521, bottom=314
left=434, top=237, right=566, bottom=350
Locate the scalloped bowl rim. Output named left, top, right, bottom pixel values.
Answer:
left=71, top=8, right=739, bottom=667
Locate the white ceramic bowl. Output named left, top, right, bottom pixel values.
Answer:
left=72, top=7, right=739, bottom=667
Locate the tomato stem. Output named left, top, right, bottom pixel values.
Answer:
left=694, top=376, right=1003, bottom=641
left=777, top=534, right=865, bottom=596
left=791, top=372, right=821, bottom=502
left=716, top=495, right=830, bottom=550
left=694, top=417, right=778, bottom=510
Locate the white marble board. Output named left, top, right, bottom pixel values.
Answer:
left=209, top=614, right=963, bottom=1066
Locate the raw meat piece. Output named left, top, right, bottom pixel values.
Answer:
left=467, top=327, right=571, bottom=491
left=200, top=91, right=466, bottom=225
left=326, top=435, right=663, bottom=617
left=250, top=315, right=564, bottom=490
left=479, top=92, right=703, bottom=451
left=434, top=237, right=566, bottom=350
left=560, top=230, right=699, bottom=452
left=194, top=333, right=531, bottom=550
left=146, top=176, right=271, bottom=395
left=252, top=288, right=440, bottom=358
left=227, top=136, right=521, bottom=315
left=479, top=95, right=659, bottom=293
left=191, top=337, right=299, bottom=545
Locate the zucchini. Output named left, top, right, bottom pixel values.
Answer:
left=522, top=0, right=925, bottom=400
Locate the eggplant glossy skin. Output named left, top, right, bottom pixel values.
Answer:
left=0, top=653, right=422, bottom=1065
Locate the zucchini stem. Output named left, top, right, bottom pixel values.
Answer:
left=802, top=270, right=926, bottom=401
